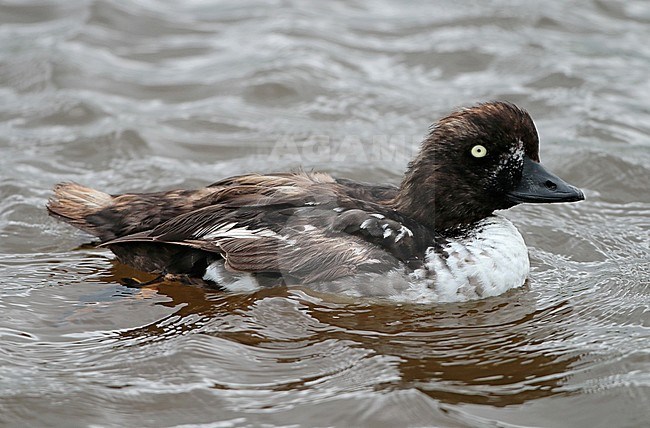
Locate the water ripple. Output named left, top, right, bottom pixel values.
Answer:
left=1, top=0, right=650, bottom=426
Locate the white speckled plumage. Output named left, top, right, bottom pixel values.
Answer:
left=413, top=215, right=529, bottom=302
left=303, top=216, right=529, bottom=304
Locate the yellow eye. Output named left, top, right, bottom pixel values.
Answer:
left=471, top=145, right=487, bottom=158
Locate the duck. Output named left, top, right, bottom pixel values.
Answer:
left=47, top=102, right=584, bottom=303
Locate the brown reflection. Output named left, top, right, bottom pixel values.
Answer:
left=96, top=260, right=290, bottom=342
left=297, top=292, right=582, bottom=407
left=96, top=259, right=581, bottom=407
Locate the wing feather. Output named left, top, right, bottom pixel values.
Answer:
left=100, top=173, right=432, bottom=283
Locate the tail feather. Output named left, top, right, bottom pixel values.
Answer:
left=47, top=183, right=222, bottom=241
left=47, top=182, right=113, bottom=237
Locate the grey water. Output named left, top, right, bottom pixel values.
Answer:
left=1, top=1, right=649, bottom=427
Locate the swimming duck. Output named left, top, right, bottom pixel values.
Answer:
left=47, top=102, right=584, bottom=302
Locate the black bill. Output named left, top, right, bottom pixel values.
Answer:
left=507, top=156, right=585, bottom=204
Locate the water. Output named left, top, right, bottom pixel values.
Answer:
left=1, top=0, right=649, bottom=426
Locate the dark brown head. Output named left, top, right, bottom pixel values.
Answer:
left=393, top=102, right=584, bottom=231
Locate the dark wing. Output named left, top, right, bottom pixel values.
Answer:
left=102, top=205, right=434, bottom=284
left=48, top=171, right=403, bottom=242
left=103, top=206, right=398, bottom=283
left=93, top=171, right=434, bottom=283
left=48, top=172, right=347, bottom=241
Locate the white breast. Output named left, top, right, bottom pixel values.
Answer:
left=410, top=215, right=530, bottom=302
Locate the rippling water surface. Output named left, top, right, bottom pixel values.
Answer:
left=1, top=1, right=649, bottom=426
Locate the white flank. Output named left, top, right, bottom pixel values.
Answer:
left=197, top=214, right=528, bottom=304
left=203, top=262, right=261, bottom=293
left=321, top=215, right=529, bottom=304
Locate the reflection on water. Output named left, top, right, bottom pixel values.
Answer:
left=1, top=0, right=650, bottom=426
left=85, top=259, right=617, bottom=411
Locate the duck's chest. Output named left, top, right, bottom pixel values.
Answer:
left=409, top=216, right=530, bottom=302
